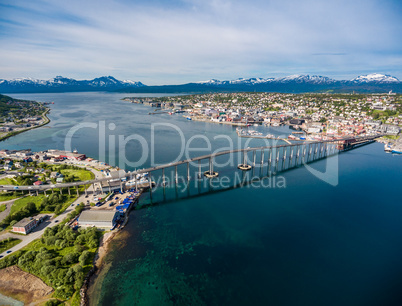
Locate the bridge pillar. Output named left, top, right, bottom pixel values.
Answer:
left=296, top=146, right=300, bottom=165
left=44, top=189, right=47, bottom=196
left=76, top=187, right=79, bottom=196
left=282, top=148, right=287, bottom=170
left=135, top=176, right=138, bottom=192
left=290, top=147, right=294, bottom=168
left=187, top=162, right=190, bottom=180
left=205, top=157, right=219, bottom=177
left=314, top=144, right=318, bottom=160
left=60, top=188, right=62, bottom=195
left=238, top=150, right=252, bottom=171
left=275, top=149, right=280, bottom=173
left=149, top=172, right=153, bottom=190
left=175, top=165, right=178, bottom=184
left=253, top=150, right=256, bottom=167
left=309, top=144, right=313, bottom=161
left=36, top=190, right=39, bottom=196
left=68, top=187, right=71, bottom=196
left=198, top=160, right=201, bottom=179
left=162, top=168, right=165, bottom=186
left=148, top=173, right=153, bottom=202
left=267, top=149, right=271, bottom=174
left=260, top=149, right=264, bottom=166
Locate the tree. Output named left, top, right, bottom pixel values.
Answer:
left=45, top=299, right=62, bottom=306
left=79, top=250, right=90, bottom=266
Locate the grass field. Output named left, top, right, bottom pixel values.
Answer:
left=60, top=169, right=94, bottom=181
left=11, top=195, right=46, bottom=215
left=0, top=178, right=17, bottom=185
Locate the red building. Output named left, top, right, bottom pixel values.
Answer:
left=12, top=217, right=38, bottom=235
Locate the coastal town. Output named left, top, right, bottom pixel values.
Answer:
left=0, top=94, right=50, bottom=141
left=0, top=91, right=400, bottom=305
left=0, top=148, right=149, bottom=305
left=124, top=92, right=402, bottom=151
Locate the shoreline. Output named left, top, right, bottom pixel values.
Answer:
left=0, top=107, right=51, bottom=142
left=80, top=231, right=117, bottom=305
left=80, top=192, right=142, bottom=305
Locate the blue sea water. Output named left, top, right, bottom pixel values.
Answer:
left=2, top=92, right=402, bottom=306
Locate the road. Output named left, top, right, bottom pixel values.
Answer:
left=0, top=170, right=102, bottom=258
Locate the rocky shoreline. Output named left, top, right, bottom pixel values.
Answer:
left=80, top=231, right=117, bottom=306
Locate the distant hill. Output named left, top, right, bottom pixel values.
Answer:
left=0, top=76, right=145, bottom=93
left=0, top=94, right=23, bottom=113
left=1, top=73, right=401, bottom=94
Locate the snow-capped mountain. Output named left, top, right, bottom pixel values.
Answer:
left=0, top=73, right=401, bottom=93
left=198, top=77, right=275, bottom=86
left=0, top=76, right=145, bottom=93
left=199, top=75, right=338, bottom=86
left=351, top=73, right=400, bottom=83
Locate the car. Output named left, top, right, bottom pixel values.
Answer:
left=54, top=220, right=59, bottom=223
left=0, top=255, right=3, bottom=258
left=85, top=195, right=89, bottom=198
left=6, top=250, right=12, bottom=254
left=13, top=186, right=18, bottom=190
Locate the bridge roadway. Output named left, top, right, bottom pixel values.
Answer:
left=0, top=135, right=384, bottom=192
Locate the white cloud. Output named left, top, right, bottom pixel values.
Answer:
left=0, top=0, right=401, bottom=83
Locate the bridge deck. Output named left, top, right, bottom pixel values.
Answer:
left=0, top=135, right=384, bottom=191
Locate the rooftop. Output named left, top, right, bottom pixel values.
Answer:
left=78, top=210, right=117, bottom=223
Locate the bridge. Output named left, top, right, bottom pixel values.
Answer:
left=0, top=134, right=384, bottom=194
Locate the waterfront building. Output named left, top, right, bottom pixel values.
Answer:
left=78, top=210, right=119, bottom=228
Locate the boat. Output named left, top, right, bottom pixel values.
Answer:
left=391, top=150, right=402, bottom=154
left=253, top=124, right=259, bottom=126
left=169, top=112, right=173, bottom=115
left=186, top=117, right=192, bottom=120
left=288, top=135, right=297, bottom=140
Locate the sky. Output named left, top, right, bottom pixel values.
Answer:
left=0, top=0, right=401, bottom=85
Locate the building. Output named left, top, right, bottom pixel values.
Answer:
left=12, top=214, right=48, bottom=234
left=289, top=118, right=305, bottom=125
left=47, top=150, right=86, bottom=160
left=12, top=218, right=38, bottom=234
left=78, top=210, right=119, bottom=228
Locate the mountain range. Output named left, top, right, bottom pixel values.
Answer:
left=0, top=73, right=401, bottom=94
